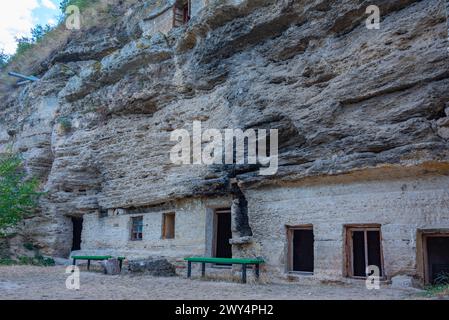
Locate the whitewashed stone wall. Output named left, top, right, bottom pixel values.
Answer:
left=76, top=169, right=449, bottom=284
left=141, top=8, right=175, bottom=37
left=141, top=0, right=207, bottom=37
left=190, top=0, right=207, bottom=17
left=243, top=171, right=449, bottom=283
left=80, top=196, right=231, bottom=259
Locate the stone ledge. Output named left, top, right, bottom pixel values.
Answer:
left=229, top=236, right=253, bottom=245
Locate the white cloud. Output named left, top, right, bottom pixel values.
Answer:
left=0, top=0, right=40, bottom=54
left=47, top=18, right=57, bottom=26
left=41, top=0, right=57, bottom=10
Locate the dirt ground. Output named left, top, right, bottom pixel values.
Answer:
left=0, top=266, right=429, bottom=300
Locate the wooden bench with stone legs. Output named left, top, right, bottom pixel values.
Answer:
left=71, top=255, right=126, bottom=271
left=184, top=257, right=265, bottom=283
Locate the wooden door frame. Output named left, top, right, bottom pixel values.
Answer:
left=420, top=231, right=449, bottom=285
left=161, top=212, right=176, bottom=240
left=286, top=225, right=313, bottom=274
left=344, top=224, right=385, bottom=279
left=212, top=208, right=232, bottom=258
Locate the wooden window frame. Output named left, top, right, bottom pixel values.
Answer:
left=286, top=225, right=314, bottom=275
left=161, top=212, right=176, bottom=240
left=130, top=216, right=143, bottom=241
left=344, top=224, right=384, bottom=279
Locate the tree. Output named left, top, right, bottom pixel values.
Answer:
left=0, top=50, right=9, bottom=69
left=13, top=24, right=53, bottom=57
left=14, top=36, right=34, bottom=56
left=60, top=0, right=92, bottom=13
left=0, top=153, right=40, bottom=237
left=31, top=24, right=52, bottom=43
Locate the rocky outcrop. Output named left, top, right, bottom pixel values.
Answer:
left=0, top=0, right=447, bottom=255
left=127, top=257, right=177, bottom=276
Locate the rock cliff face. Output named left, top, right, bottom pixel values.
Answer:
left=0, top=0, right=448, bottom=256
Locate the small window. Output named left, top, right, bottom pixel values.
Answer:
left=131, top=216, right=143, bottom=241
left=173, top=0, right=190, bottom=27
left=346, top=225, right=383, bottom=278
left=162, top=213, right=175, bottom=239
left=287, top=226, right=314, bottom=273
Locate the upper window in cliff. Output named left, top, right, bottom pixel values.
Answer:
left=345, top=225, right=383, bottom=278
left=162, top=213, right=176, bottom=239
left=173, top=0, right=190, bottom=27
left=131, top=216, right=143, bottom=241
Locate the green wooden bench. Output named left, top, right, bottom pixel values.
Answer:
left=184, top=257, right=265, bottom=283
left=71, top=255, right=126, bottom=271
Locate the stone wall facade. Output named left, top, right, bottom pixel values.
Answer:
left=76, top=196, right=231, bottom=259
left=141, top=0, right=206, bottom=37
left=74, top=165, right=449, bottom=284
left=241, top=167, right=449, bottom=284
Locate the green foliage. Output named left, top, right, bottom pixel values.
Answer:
left=35, top=255, right=55, bottom=266
left=60, top=0, right=95, bottom=13
left=31, top=24, right=53, bottom=43
left=423, top=284, right=449, bottom=297
left=0, top=153, right=41, bottom=236
left=0, top=50, right=9, bottom=69
left=0, top=255, right=55, bottom=267
left=422, top=272, right=449, bottom=297
left=434, top=271, right=449, bottom=285
left=17, top=255, right=55, bottom=266
left=58, top=117, right=72, bottom=132
left=23, top=242, right=35, bottom=251
left=0, top=258, right=15, bottom=266
left=14, top=37, right=34, bottom=56
left=6, top=0, right=98, bottom=67
left=10, top=24, right=54, bottom=63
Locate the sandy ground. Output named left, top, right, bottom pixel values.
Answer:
left=0, top=266, right=427, bottom=300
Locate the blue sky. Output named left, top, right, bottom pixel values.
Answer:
left=0, top=0, right=62, bottom=54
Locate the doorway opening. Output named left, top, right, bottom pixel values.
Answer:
left=423, top=234, right=449, bottom=285
left=71, top=217, right=83, bottom=251
left=287, top=226, right=314, bottom=273
left=345, top=225, right=384, bottom=278
left=213, top=208, right=232, bottom=260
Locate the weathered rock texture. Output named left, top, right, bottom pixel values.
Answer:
left=127, top=257, right=177, bottom=276
left=0, top=0, right=448, bottom=283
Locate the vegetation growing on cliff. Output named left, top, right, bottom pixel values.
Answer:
left=0, top=153, right=40, bottom=237
left=60, top=0, right=94, bottom=13
left=14, top=24, right=54, bottom=58
left=1, top=0, right=99, bottom=68
left=0, top=51, right=8, bottom=69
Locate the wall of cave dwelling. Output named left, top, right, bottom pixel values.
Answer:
left=69, top=166, right=449, bottom=286
left=1, top=0, right=448, bottom=288
left=141, top=0, right=207, bottom=36
left=52, top=0, right=449, bottom=287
